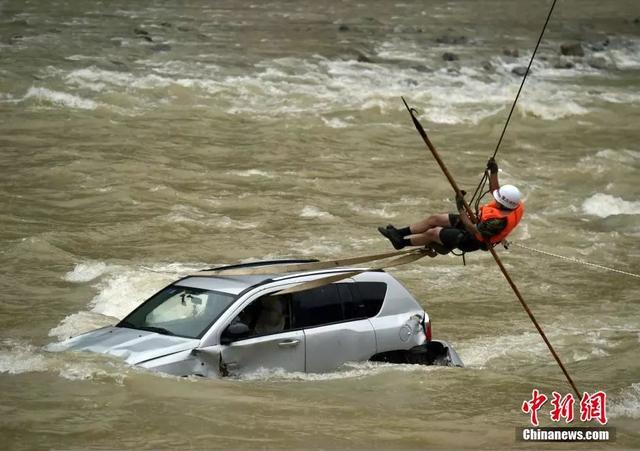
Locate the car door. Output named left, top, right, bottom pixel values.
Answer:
left=220, top=330, right=305, bottom=376
left=292, top=283, right=376, bottom=373
left=219, top=293, right=305, bottom=376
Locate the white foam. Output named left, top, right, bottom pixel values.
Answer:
left=300, top=206, right=335, bottom=220
left=48, top=311, right=117, bottom=342
left=0, top=340, right=48, bottom=374
left=225, top=169, right=275, bottom=178
left=57, top=362, right=126, bottom=384
left=64, top=261, right=109, bottom=282
left=610, top=383, right=640, bottom=419
left=236, top=360, right=441, bottom=381
left=609, top=38, right=640, bottom=70
left=321, top=116, right=350, bottom=128
left=519, top=97, right=589, bottom=120
left=594, top=149, right=640, bottom=164
left=23, top=87, right=97, bottom=110
left=582, top=193, right=640, bottom=218
left=163, top=205, right=257, bottom=229
left=50, top=262, right=205, bottom=340
left=348, top=202, right=399, bottom=218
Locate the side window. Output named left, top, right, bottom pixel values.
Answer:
left=232, top=294, right=291, bottom=337
left=340, top=284, right=367, bottom=320
left=292, top=285, right=343, bottom=328
left=353, top=282, right=387, bottom=318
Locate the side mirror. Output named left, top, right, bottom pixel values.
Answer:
left=220, top=321, right=250, bottom=345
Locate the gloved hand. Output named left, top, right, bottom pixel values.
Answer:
left=455, top=190, right=466, bottom=210
left=487, top=157, right=498, bottom=174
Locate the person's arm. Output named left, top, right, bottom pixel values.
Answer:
left=487, top=157, right=499, bottom=192
left=456, top=192, right=479, bottom=236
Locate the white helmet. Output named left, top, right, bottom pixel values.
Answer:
left=493, top=185, right=521, bottom=209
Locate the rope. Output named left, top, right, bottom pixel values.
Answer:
left=491, top=0, right=558, bottom=159
left=512, top=242, right=640, bottom=280
left=471, top=0, right=559, bottom=205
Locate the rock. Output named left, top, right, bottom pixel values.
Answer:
left=410, top=64, right=432, bottom=73
left=110, top=59, right=127, bottom=68
left=553, top=60, right=574, bottom=69
left=482, top=60, right=494, bottom=72
left=587, top=56, right=607, bottom=69
left=134, top=28, right=150, bottom=36
left=160, top=22, right=172, bottom=28
left=356, top=52, right=372, bottom=63
left=560, top=42, right=584, bottom=57
left=141, top=35, right=153, bottom=42
left=177, top=26, right=191, bottom=32
left=442, top=52, right=459, bottom=61
left=9, top=34, right=24, bottom=43
left=634, top=17, right=640, bottom=24
left=589, top=37, right=610, bottom=52
left=362, top=17, right=382, bottom=24
left=393, top=25, right=422, bottom=33
left=502, top=48, right=519, bottom=57
left=150, top=43, right=171, bottom=52
left=338, top=24, right=350, bottom=32
left=511, top=66, right=528, bottom=76
left=436, top=34, right=467, bottom=45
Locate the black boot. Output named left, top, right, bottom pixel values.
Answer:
left=429, top=242, right=451, bottom=255
left=378, top=225, right=406, bottom=250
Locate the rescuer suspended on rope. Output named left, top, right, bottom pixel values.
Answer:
left=378, top=157, right=524, bottom=257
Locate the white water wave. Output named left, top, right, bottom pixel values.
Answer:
left=0, top=340, right=48, bottom=375
left=64, top=261, right=109, bottom=282
left=236, top=360, right=443, bottom=382
left=321, top=116, right=351, bottom=128
left=609, top=382, right=640, bottom=419
left=594, top=149, right=640, bottom=164
left=22, top=87, right=98, bottom=110
left=348, top=202, right=399, bottom=218
left=300, top=205, right=335, bottom=220
left=225, top=169, right=275, bottom=178
left=65, top=66, right=223, bottom=94
left=43, top=41, right=633, bottom=121
left=50, top=261, right=206, bottom=341
left=582, top=194, right=640, bottom=218
left=163, top=205, right=258, bottom=229
left=458, top=322, right=626, bottom=369
left=0, top=338, right=130, bottom=383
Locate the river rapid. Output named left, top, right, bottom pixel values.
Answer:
left=1, top=0, right=639, bottom=449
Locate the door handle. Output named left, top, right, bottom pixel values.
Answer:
left=277, top=339, right=300, bottom=348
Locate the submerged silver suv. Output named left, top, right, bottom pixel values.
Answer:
left=59, top=260, right=463, bottom=377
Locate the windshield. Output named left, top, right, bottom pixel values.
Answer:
left=119, top=285, right=237, bottom=339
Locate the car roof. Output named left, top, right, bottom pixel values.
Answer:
left=176, top=259, right=386, bottom=295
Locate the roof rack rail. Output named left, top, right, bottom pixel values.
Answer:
left=199, top=258, right=319, bottom=273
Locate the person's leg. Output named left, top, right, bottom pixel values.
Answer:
left=379, top=213, right=452, bottom=251
left=407, top=214, right=451, bottom=235
left=407, top=227, right=444, bottom=246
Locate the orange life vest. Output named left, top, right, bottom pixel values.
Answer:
left=475, top=200, right=524, bottom=244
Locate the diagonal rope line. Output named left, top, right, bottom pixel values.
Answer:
left=512, top=242, right=640, bottom=279
left=492, top=0, right=558, bottom=159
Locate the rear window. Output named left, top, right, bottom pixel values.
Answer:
left=353, top=282, right=387, bottom=318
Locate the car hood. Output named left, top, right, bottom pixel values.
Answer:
left=59, top=326, right=200, bottom=365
